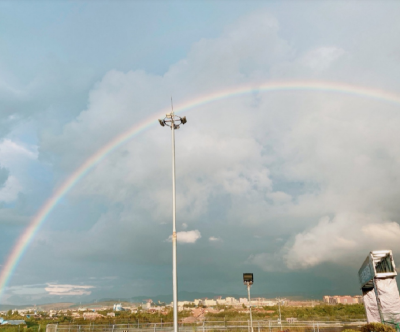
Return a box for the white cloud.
[167,230,201,244]
[209,236,222,242]
[284,214,400,269]
[45,284,94,296]
[0,139,38,202]
[0,139,37,162]
[267,191,292,205]
[182,223,188,229]
[300,46,345,71]
[362,223,400,242]
[0,176,23,203]
[7,284,47,296]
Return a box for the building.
[216,298,226,305]
[252,298,277,307]
[225,297,238,305]
[323,295,363,304]
[194,299,203,306]
[144,300,154,310]
[239,298,248,305]
[203,299,217,306]
[354,295,363,303]
[113,304,124,311]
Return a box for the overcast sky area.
[1,0,400,305]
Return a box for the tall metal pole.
[159,106,187,332]
[171,116,178,332]
[247,284,253,332]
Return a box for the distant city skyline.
[0,293,361,311]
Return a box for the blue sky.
[1,0,400,304]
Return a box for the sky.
[1,0,400,305]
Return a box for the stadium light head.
[243,273,253,285]
[158,119,165,127]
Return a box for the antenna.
[171,97,174,115]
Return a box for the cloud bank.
[2,2,400,302]
[36,7,400,288]
[45,284,94,296]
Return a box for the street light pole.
[278,300,281,325]
[276,298,283,326]
[243,273,254,332]
[247,284,254,332]
[159,106,187,332]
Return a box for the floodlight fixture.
[159,113,187,130]
[243,273,253,285]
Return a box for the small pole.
[202,320,205,332]
[247,285,254,332]
[278,300,282,327]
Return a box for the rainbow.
[1,80,400,301]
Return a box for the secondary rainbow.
[1,80,400,301]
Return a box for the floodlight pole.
[246,283,254,332]
[171,115,178,332]
[159,107,187,332]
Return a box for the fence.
[46,320,367,332]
